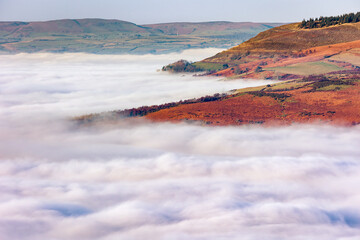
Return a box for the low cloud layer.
[0,51,360,240]
[0,49,275,119]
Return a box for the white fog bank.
[1,122,360,240]
[0,50,359,240]
[0,49,275,119]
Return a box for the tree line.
[299,12,360,29]
[115,93,228,118]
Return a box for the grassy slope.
[0,19,282,54]
[192,22,360,78]
[265,62,345,76]
[207,22,360,59]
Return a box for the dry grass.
[330,50,360,67]
[265,62,345,76]
[206,22,360,63]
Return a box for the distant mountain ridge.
[144,21,280,35]
[0,19,154,37]
[0,18,283,54]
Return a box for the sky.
[0,0,359,24]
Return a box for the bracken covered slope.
[77,20,360,126]
[143,74,360,126]
[76,72,360,126]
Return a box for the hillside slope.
[77,19,360,126]
[144,21,360,125]
[143,74,360,125]
[145,22,281,36]
[77,71,360,126]
[211,22,360,56]
[0,19,151,37]
[197,22,360,79]
[0,19,282,54]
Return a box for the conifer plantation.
[300,12,360,28]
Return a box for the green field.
[267,80,308,90]
[265,61,345,76]
[192,62,225,71]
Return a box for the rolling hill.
[0,19,282,54]
[165,21,360,79]
[78,15,360,126]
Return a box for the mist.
[1,50,360,240]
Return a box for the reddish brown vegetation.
[76,21,360,127]
[143,76,360,126]
[77,73,360,126]
[200,22,360,79]
[75,93,227,123]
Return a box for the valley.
[0,19,282,54]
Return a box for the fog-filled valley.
[1,49,360,240]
